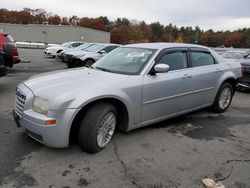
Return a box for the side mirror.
[152,64,170,74]
[99,50,106,54]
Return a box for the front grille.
[15,89,26,118]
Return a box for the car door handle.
[182,74,192,79]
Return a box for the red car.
[0,32,20,68]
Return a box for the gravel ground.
[0,48,250,188]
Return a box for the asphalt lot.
[0,48,250,188]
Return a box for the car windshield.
[221,51,243,59]
[76,43,94,50]
[61,42,72,47]
[84,44,105,52]
[6,35,15,43]
[93,47,156,75]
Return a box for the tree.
[150,22,164,41]
[61,17,69,25]
[224,32,243,47]
[48,15,61,25]
[175,36,184,43]
[69,15,79,25]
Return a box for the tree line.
[0,8,250,47]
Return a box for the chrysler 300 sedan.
[13,43,242,153]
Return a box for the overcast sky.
[1,0,250,31]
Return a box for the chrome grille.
[15,89,26,118]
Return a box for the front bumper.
[13,108,78,148]
[237,73,250,90]
[13,83,79,148]
[44,50,56,56]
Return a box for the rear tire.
[212,82,233,113]
[79,103,117,154]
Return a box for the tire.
[84,59,95,67]
[212,82,233,113]
[3,43,14,68]
[79,103,117,154]
[67,62,76,68]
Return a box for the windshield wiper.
[94,66,112,73]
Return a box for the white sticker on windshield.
[127,52,145,57]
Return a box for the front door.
[142,49,194,125]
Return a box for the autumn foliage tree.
[48,15,61,25]
[0,8,250,47]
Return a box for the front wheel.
[212,82,233,113]
[79,103,117,153]
[84,59,95,67]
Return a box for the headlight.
[76,54,85,58]
[33,97,49,115]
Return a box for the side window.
[157,51,188,71]
[191,51,215,67]
[72,43,81,47]
[102,46,118,53]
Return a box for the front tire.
[79,103,117,154]
[212,82,233,113]
[84,59,95,67]
[3,43,14,68]
[67,62,76,68]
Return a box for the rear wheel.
[212,82,233,113]
[79,103,117,153]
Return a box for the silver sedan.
[14,43,242,153]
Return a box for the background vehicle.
[0,51,8,77]
[221,50,250,62]
[14,43,241,154]
[66,43,119,68]
[0,32,20,68]
[221,50,250,90]
[44,41,85,57]
[56,43,94,62]
[238,61,250,90]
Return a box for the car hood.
[239,60,250,66]
[23,68,133,97]
[46,46,62,50]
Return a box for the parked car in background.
[66,43,119,68]
[221,50,250,90]
[44,41,85,57]
[0,51,8,77]
[56,43,94,62]
[221,50,250,61]
[238,61,250,90]
[0,32,20,68]
[13,43,241,154]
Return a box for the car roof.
[123,42,209,50]
[0,32,8,36]
[93,43,120,46]
[224,50,250,54]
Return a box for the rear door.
[189,48,223,106]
